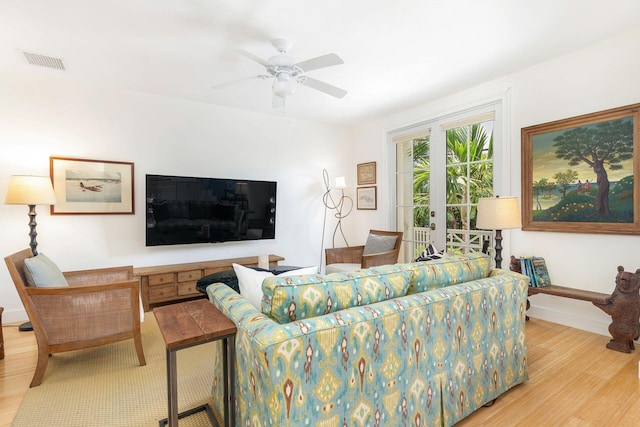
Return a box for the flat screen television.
[145,174,276,246]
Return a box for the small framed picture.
[357,162,376,185]
[357,186,377,210]
[50,157,135,214]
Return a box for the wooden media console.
[135,254,284,312]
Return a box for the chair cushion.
[262,264,412,324]
[325,263,362,274]
[23,253,69,287]
[363,233,397,255]
[232,263,318,310]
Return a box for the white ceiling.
[2,0,640,126]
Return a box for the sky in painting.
[531,120,634,183]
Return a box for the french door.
[393,103,500,263]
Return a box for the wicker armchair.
[325,229,403,273]
[4,248,146,387]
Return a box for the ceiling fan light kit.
[213,38,347,109]
[273,72,296,98]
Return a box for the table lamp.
[476,196,521,269]
[5,175,57,256]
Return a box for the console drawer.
[204,266,231,276]
[148,284,176,301]
[177,282,198,296]
[177,270,202,283]
[149,273,175,286]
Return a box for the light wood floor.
[1,318,639,426]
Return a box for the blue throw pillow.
[23,253,69,287]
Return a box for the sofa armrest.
[325,245,364,265]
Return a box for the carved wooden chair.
[4,248,146,387]
[325,229,403,273]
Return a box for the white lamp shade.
[5,175,57,205]
[476,196,521,230]
[334,176,347,189]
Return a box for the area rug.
[11,315,220,427]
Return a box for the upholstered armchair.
[325,229,403,273]
[4,248,146,387]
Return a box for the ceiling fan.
[213,39,347,109]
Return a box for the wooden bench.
[527,285,608,305]
[511,256,640,353]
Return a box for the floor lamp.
[5,175,57,331]
[476,196,521,269]
[320,169,353,268]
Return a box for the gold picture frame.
[357,161,376,185]
[521,103,640,235]
[50,156,135,214]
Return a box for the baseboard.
[527,295,611,337]
[1,307,28,325]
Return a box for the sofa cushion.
[362,233,397,255]
[23,253,69,288]
[407,252,491,294]
[262,264,412,324]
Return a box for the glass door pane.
[395,132,432,263]
[444,120,494,254]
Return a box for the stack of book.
[520,256,551,287]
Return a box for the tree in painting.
[553,169,579,198]
[553,118,633,216]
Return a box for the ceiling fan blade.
[295,53,344,72]
[300,76,347,99]
[212,75,270,90]
[234,48,274,68]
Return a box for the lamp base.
[494,229,504,269]
[19,321,33,332]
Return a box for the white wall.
[0,72,352,322]
[350,28,640,337]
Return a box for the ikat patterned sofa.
[206,252,529,426]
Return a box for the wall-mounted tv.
[145,174,276,246]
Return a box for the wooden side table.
[153,299,236,427]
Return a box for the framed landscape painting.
[521,103,640,235]
[50,157,135,214]
[357,186,377,210]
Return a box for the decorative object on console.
[592,265,640,353]
[5,175,57,256]
[476,196,521,268]
[356,186,377,210]
[49,157,134,214]
[356,161,376,185]
[521,103,639,236]
[321,169,353,249]
[258,254,270,269]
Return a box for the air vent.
[20,51,66,71]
